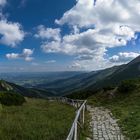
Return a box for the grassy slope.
[88,88,140,139]
[0,98,75,140]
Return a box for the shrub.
[118,80,137,93]
[0,91,26,106]
[103,86,115,92]
[0,104,2,112]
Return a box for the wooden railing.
[48,97,87,140]
[66,100,87,140]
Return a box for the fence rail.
[48,97,87,140]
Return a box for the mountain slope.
[35,55,140,96]
[0,71,85,87]
[34,65,123,95]
[0,80,54,98]
[67,55,140,98]
[89,55,140,90]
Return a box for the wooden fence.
[48,97,87,140]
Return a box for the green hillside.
[34,55,140,96]
[0,98,75,140]
[0,80,54,98]
[36,66,122,96]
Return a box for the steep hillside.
[65,56,140,98]
[0,80,54,98]
[89,55,140,90]
[0,80,13,91]
[35,65,122,95]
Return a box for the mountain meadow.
[0,97,75,140]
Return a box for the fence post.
[72,99,74,106]
[85,102,87,111]
[83,106,85,124]
[74,121,77,140]
[77,102,79,108]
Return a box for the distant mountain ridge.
[1,55,140,97]
[34,55,140,96]
[33,65,124,95]
[0,71,85,87]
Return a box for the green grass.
[0,98,75,140]
[88,88,140,139]
[79,111,92,140]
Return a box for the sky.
[0,0,140,72]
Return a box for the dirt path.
[88,106,125,140]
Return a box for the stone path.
[88,106,125,140]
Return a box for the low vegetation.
[0,98,75,140]
[88,79,140,139]
[118,79,137,93]
[0,91,25,106]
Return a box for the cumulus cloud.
[0,0,6,6]
[38,0,140,70]
[6,53,19,59]
[56,0,140,30]
[41,28,123,63]
[0,20,25,47]
[109,52,140,63]
[0,1,25,47]
[6,48,34,61]
[35,25,61,41]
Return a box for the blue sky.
[0,0,140,72]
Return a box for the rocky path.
[88,106,125,140]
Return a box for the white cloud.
[6,48,34,61]
[41,28,124,64]
[23,48,33,56]
[109,52,140,63]
[39,0,140,70]
[0,0,6,6]
[56,0,140,30]
[35,25,61,41]
[0,20,25,47]
[55,0,95,28]
[6,53,19,59]
[0,1,25,47]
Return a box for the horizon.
[0,61,126,73]
[0,0,140,72]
